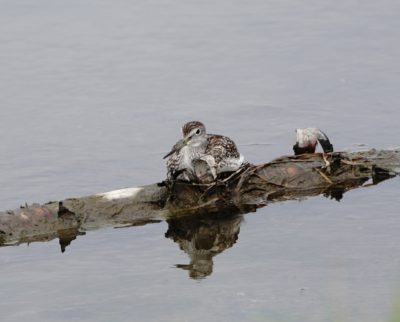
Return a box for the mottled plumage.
[164,121,245,182]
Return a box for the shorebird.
[163,121,245,183]
[293,128,333,155]
[293,128,334,169]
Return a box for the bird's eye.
[196,129,201,135]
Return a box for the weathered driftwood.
[0,185,169,250]
[1,149,399,250]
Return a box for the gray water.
[1,0,400,321]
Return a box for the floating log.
[1,149,399,250]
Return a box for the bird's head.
[163,121,207,159]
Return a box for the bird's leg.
[210,166,217,181]
[198,165,227,200]
[322,153,331,168]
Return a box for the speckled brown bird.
[163,121,245,182]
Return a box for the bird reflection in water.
[165,213,243,279]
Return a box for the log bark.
[1,149,399,249]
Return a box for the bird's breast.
[179,146,203,170]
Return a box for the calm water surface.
[1,1,400,321]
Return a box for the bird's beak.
[163,138,187,159]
